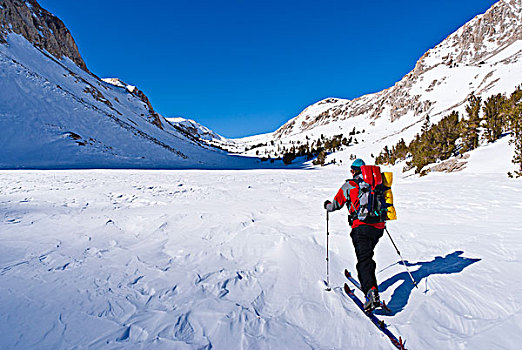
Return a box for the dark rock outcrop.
[133,87,163,129]
[0,0,88,72]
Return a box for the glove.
[324,200,331,210]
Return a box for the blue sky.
[39,0,498,138]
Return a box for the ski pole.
[325,210,332,291]
[385,227,418,288]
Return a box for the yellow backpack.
[382,172,397,221]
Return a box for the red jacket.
[327,176,385,229]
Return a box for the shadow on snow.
[376,251,481,316]
[0,154,315,170]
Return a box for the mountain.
[228,0,521,171]
[275,0,521,138]
[0,0,258,169]
[1,0,519,171]
[166,117,226,143]
[0,0,87,71]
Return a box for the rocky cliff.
[0,0,88,72]
[0,0,167,129]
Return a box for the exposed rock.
[83,87,113,108]
[0,0,88,72]
[132,88,163,129]
[102,77,164,129]
[424,154,471,174]
[274,0,522,138]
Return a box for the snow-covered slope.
[102,78,137,93]
[1,138,521,349]
[229,0,521,168]
[166,117,226,142]
[0,0,263,169]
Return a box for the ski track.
[0,169,521,349]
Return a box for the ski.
[343,283,406,350]
[344,268,363,291]
[344,269,391,313]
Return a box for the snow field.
[0,168,521,349]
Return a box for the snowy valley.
[0,0,269,170]
[1,0,522,349]
[1,148,521,349]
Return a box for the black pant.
[350,225,384,294]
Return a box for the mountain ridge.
[1,0,520,171]
[0,0,268,169]
[272,0,521,139]
[220,0,521,174]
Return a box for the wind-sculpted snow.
[1,159,521,349]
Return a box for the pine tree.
[313,150,327,166]
[282,153,296,165]
[483,94,506,143]
[392,138,408,164]
[505,86,522,176]
[430,111,460,160]
[509,103,522,176]
[407,133,428,172]
[421,115,431,134]
[375,145,391,165]
[462,93,482,152]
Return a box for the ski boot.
[364,286,380,312]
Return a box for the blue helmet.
[351,158,365,171]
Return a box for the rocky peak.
[0,0,88,72]
[418,0,521,71]
[274,0,521,139]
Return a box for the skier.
[324,158,385,312]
